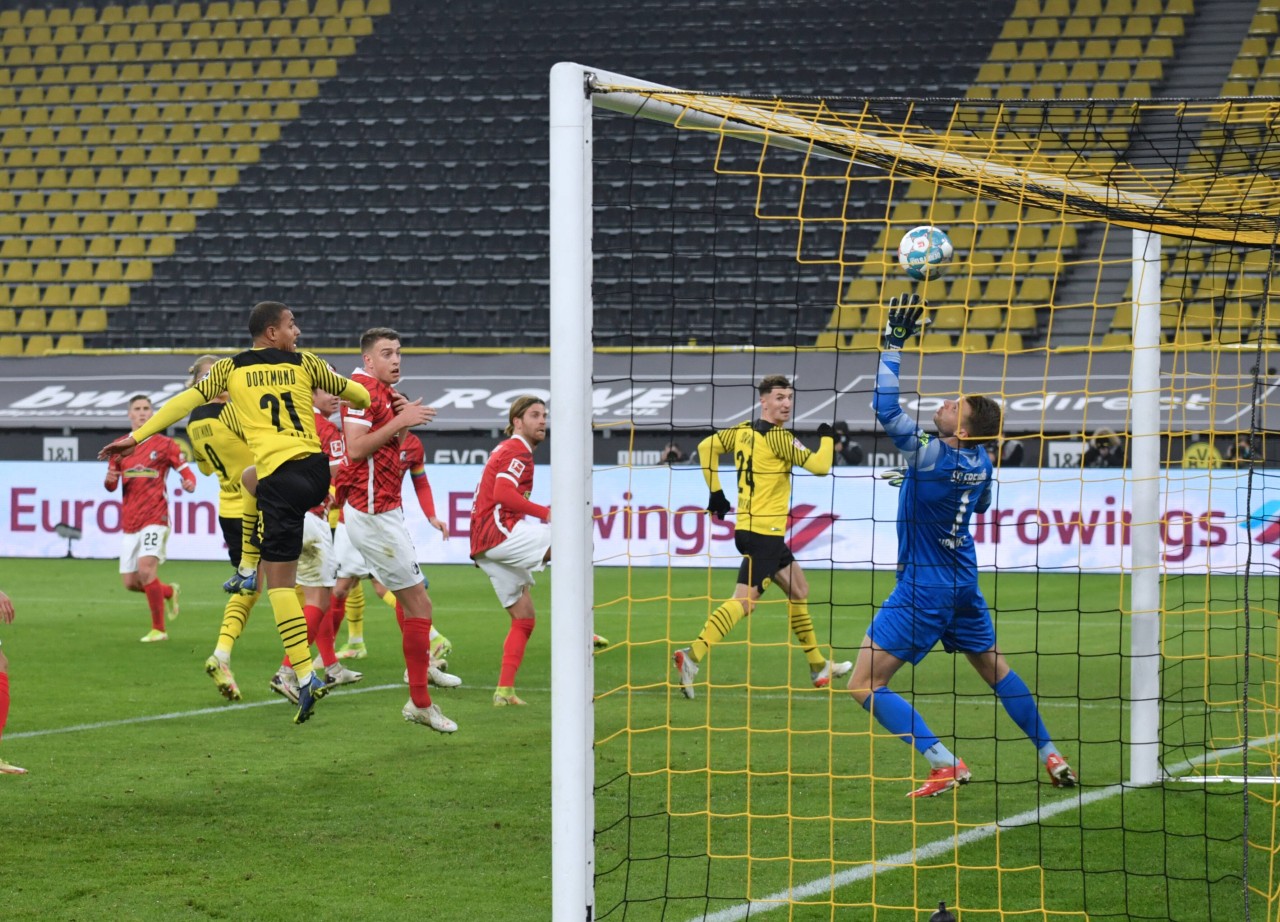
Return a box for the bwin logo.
[1243,500,1280,560]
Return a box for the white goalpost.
[547,60,1192,919]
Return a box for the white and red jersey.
[338,370,405,514]
[107,434,194,533]
[470,434,548,558]
[308,409,344,518]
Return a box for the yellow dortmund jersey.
[698,420,833,536]
[131,349,369,480]
[186,401,254,519]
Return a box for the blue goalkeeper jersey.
[873,350,993,587]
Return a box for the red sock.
[305,604,337,666]
[327,594,346,635]
[160,582,173,600]
[0,673,9,741]
[394,601,406,631]
[402,617,432,708]
[143,579,166,631]
[499,617,535,688]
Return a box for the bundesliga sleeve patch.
[508,458,526,477]
[792,438,804,451]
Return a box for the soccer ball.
[897,225,954,282]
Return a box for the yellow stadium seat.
[0,239,27,259]
[367,0,389,14]
[146,236,176,257]
[71,284,100,307]
[931,306,967,330]
[813,331,840,349]
[988,331,1024,351]
[116,238,146,259]
[314,0,341,14]
[0,336,20,356]
[19,333,54,357]
[101,284,130,306]
[16,308,46,332]
[1007,305,1039,330]
[54,334,85,351]
[918,332,958,352]
[93,261,124,283]
[46,306,77,330]
[56,238,87,259]
[260,0,285,16]
[78,307,108,332]
[340,0,368,14]
[124,261,152,282]
[0,309,14,331]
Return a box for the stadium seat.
[22,334,53,356]
[0,336,21,356]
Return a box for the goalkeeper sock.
[238,497,260,576]
[787,600,827,671]
[863,687,953,765]
[215,590,257,657]
[267,587,313,685]
[345,581,365,643]
[143,579,167,631]
[379,587,397,610]
[499,617,535,688]
[402,617,433,708]
[690,599,746,663]
[992,671,1056,754]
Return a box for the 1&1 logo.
[1243,500,1280,560]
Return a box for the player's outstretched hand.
[883,293,926,351]
[0,589,13,624]
[98,434,137,461]
[707,489,731,520]
[816,423,836,440]
[428,516,450,540]
[878,468,906,488]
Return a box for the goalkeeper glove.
[883,293,926,351]
[878,468,906,488]
[816,423,836,440]
[707,489,731,521]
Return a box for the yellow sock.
[267,587,314,684]
[294,585,306,608]
[238,494,261,574]
[690,598,746,663]
[379,587,397,610]
[215,591,258,656]
[788,600,827,670]
[345,580,366,643]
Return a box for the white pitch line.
[6,682,407,740]
[685,733,1280,922]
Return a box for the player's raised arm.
[98,359,233,460]
[873,294,938,465]
[303,352,370,409]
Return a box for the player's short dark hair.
[962,395,1003,442]
[248,301,289,338]
[758,375,793,395]
[504,395,546,437]
[127,393,151,408]
[360,327,401,353]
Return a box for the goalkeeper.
[848,296,1077,797]
[672,374,851,699]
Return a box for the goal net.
[550,63,1280,922]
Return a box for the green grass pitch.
[0,559,1273,921]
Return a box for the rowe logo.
[431,386,692,418]
[1245,500,1280,560]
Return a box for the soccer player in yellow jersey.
[672,374,851,699]
[99,302,371,724]
[184,354,260,703]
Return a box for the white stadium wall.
[1,462,1276,575]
